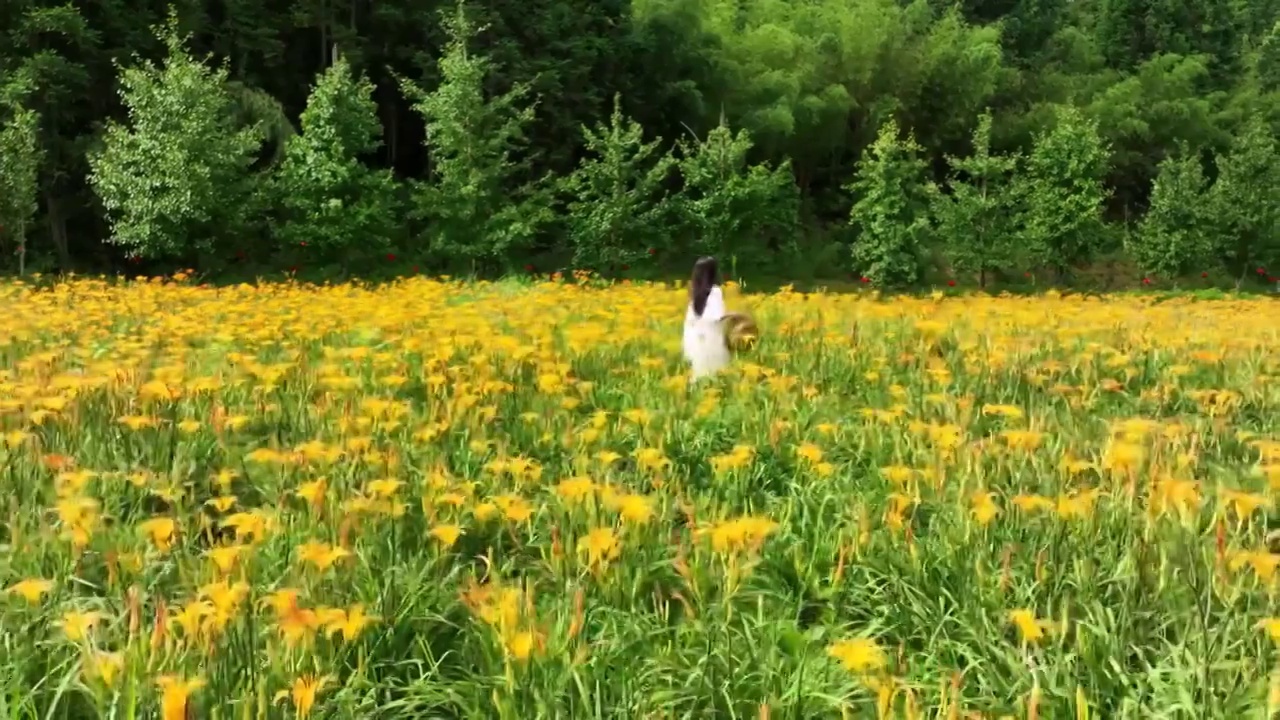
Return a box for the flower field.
[4,275,1280,719]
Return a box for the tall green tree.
[933,112,1019,287]
[1084,53,1221,214]
[1128,145,1217,279]
[469,0,637,177]
[623,0,723,158]
[401,1,553,271]
[846,118,935,286]
[1256,20,1280,93]
[88,15,263,262]
[273,54,399,265]
[559,95,677,270]
[676,118,799,264]
[692,0,857,191]
[1208,117,1280,282]
[0,82,43,276]
[899,9,1005,160]
[2,2,100,269]
[1016,105,1110,275]
[955,0,1064,62]
[1093,0,1238,73]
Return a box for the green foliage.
[1,0,1280,285]
[273,55,399,263]
[400,2,553,270]
[559,95,677,270]
[693,0,857,173]
[1084,53,1221,211]
[0,83,42,275]
[624,0,723,147]
[690,0,1004,187]
[1092,0,1239,73]
[1208,117,1280,279]
[676,118,799,262]
[1016,105,1111,273]
[846,119,935,286]
[932,112,1019,286]
[1129,145,1217,279]
[87,16,262,260]
[968,0,1062,60]
[4,2,109,269]
[1259,21,1280,92]
[224,79,296,165]
[462,0,637,177]
[900,9,1005,157]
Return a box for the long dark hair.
[689,256,719,316]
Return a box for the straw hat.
[720,312,760,352]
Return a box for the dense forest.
[1,0,1278,287]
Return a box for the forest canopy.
[1,0,1278,286]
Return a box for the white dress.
[683,285,731,381]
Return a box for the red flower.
[1201,272,1208,278]
[524,264,534,272]
[947,279,956,287]
[299,241,307,247]
[1258,267,1267,275]
[1269,276,1277,283]
[1142,277,1151,285]
[386,253,397,262]
[647,248,656,256]
[412,265,420,274]
[860,276,869,284]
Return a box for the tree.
[400,1,553,271]
[1084,53,1221,215]
[899,10,1005,159]
[846,118,935,286]
[87,15,263,261]
[273,54,399,264]
[462,0,637,178]
[1016,105,1111,275]
[695,0,857,190]
[1256,20,1280,93]
[4,2,103,270]
[933,112,1019,287]
[1208,116,1280,282]
[559,94,677,270]
[676,117,799,264]
[1128,145,1217,279]
[623,0,723,160]
[955,0,1064,62]
[0,81,43,276]
[1093,0,1239,73]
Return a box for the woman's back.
[683,258,731,380]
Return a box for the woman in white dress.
[682,256,732,381]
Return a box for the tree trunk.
[46,191,71,270]
[17,220,26,276]
[387,96,399,167]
